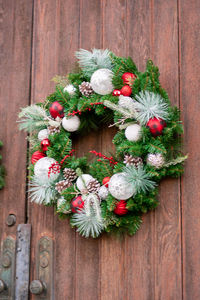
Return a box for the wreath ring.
[18,49,187,238]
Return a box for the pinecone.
[124,154,143,168]
[79,81,94,97]
[55,180,71,194]
[87,179,100,193]
[48,125,60,135]
[63,168,77,182]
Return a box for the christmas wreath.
[18,49,187,238]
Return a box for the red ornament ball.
[102,176,110,188]
[71,196,84,213]
[49,101,64,119]
[41,138,50,152]
[120,85,132,96]
[31,151,46,164]
[114,200,128,215]
[122,72,137,85]
[147,117,166,137]
[112,89,121,96]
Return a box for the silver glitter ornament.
[108,173,135,200]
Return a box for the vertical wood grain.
[152,1,182,299]
[0,0,33,237]
[100,1,127,299]
[125,1,154,299]
[179,0,200,299]
[74,1,102,299]
[29,1,79,299]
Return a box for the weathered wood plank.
[74,1,102,299]
[125,1,154,299]
[0,0,33,237]
[179,0,200,299]
[100,1,127,299]
[29,1,79,299]
[152,1,182,299]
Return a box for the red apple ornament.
[71,196,84,213]
[114,200,128,215]
[147,117,166,137]
[31,151,46,164]
[49,101,64,119]
[102,177,110,188]
[122,72,137,85]
[112,89,121,96]
[120,85,132,96]
[41,138,50,152]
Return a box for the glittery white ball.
[118,95,136,111]
[108,173,135,200]
[147,153,165,169]
[63,84,76,95]
[125,124,142,142]
[90,68,114,95]
[38,129,49,141]
[57,197,69,214]
[34,157,59,179]
[62,116,80,132]
[76,174,94,191]
[98,185,109,200]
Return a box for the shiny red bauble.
[122,72,137,85]
[31,151,46,164]
[114,200,128,215]
[120,85,132,96]
[71,196,84,213]
[112,89,121,96]
[41,138,51,152]
[49,101,64,119]
[146,117,166,137]
[102,176,110,188]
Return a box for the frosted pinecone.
[55,180,72,194]
[63,168,77,182]
[79,81,94,97]
[48,125,61,135]
[87,179,100,193]
[146,153,165,169]
[124,154,143,168]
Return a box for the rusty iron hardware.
[0,236,16,299]
[15,224,31,300]
[29,236,53,299]
[6,215,16,227]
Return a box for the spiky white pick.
[134,91,169,125]
[118,95,136,111]
[63,84,76,95]
[147,153,165,169]
[75,48,112,77]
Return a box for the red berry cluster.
[90,150,118,166]
[48,162,61,178]
[68,102,105,116]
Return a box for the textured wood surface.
[0,0,33,237]
[0,0,200,299]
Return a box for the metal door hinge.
[30,236,53,299]
[0,236,16,299]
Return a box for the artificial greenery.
[18,49,186,238]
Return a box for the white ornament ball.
[108,173,135,200]
[125,124,142,142]
[38,129,49,141]
[90,68,114,95]
[63,84,76,95]
[98,185,109,200]
[62,115,80,132]
[76,174,94,191]
[118,95,136,111]
[147,153,165,169]
[34,157,59,179]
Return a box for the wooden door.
[0,0,200,299]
